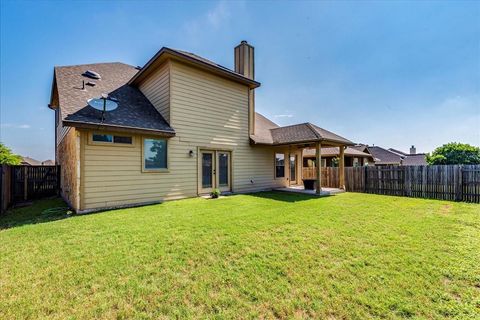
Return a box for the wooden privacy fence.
[0,165,60,213]
[306,165,480,203]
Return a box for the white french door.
[199,150,231,194]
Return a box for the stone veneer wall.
[57,128,79,211]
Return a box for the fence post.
[0,166,3,214]
[56,165,61,195]
[456,165,463,201]
[405,166,412,197]
[363,166,367,193]
[23,166,28,201]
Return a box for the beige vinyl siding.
[139,61,170,123]
[169,61,287,193]
[81,59,288,211]
[82,133,198,210]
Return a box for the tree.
[0,143,22,165]
[427,142,480,165]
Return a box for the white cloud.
[206,1,230,29]
[274,114,293,118]
[1,123,31,129]
[182,1,235,45]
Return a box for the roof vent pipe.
[83,70,101,80]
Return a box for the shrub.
[210,189,221,199]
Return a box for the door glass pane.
[202,153,213,188]
[275,153,285,178]
[290,155,296,181]
[218,153,229,187]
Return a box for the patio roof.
[250,113,354,147]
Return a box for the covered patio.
[251,114,355,195]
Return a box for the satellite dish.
[87,96,118,112]
[87,94,118,122]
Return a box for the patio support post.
[339,145,345,190]
[316,141,322,195]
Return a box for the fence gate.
[11,166,60,202]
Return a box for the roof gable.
[128,47,260,89]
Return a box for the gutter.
[63,120,176,137]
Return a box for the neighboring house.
[49,41,354,212]
[302,147,374,167]
[20,157,55,166]
[21,157,42,166]
[355,145,427,166]
[42,160,55,165]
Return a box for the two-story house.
[49,41,354,212]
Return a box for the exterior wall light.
[189,150,194,158]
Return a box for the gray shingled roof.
[403,154,427,165]
[251,114,354,146]
[367,146,427,165]
[366,146,403,165]
[54,62,174,134]
[250,113,279,144]
[388,148,408,156]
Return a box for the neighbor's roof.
[388,148,408,156]
[251,114,354,146]
[52,62,174,136]
[366,146,403,165]
[402,154,427,165]
[21,157,42,165]
[128,47,260,88]
[41,160,55,165]
[303,147,373,158]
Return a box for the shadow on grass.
[0,198,73,230]
[248,190,331,203]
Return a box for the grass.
[0,192,479,319]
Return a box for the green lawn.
[1,192,479,319]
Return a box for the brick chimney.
[235,41,255,135]
[410,145,416,155]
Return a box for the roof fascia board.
[63,120,176,137]
[252,138,354,147]
[48,69,59,110]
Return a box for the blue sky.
[1,0,479,160]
